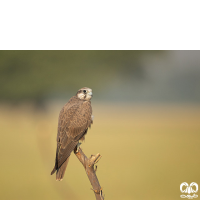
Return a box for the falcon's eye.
[83,90,87,94]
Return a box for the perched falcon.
[51,87,93,181]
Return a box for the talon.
[76,140,82,152]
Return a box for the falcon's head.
[77,87,93,101]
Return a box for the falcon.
[51,87,93,181]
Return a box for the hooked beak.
[88,91,93,97]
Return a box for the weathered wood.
[74,148,104,200]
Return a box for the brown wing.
[55,98,92,170]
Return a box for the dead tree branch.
[74,148,104,200]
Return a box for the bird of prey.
[51,87,93,181]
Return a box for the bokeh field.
[0,103,200,200]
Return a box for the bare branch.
[74,148,104,200]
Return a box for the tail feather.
[56,156,70,181]
[51,166,56,175]
[51,140,78,180]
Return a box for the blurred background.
[0,51,200,200]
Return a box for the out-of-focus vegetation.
[0,103,200,200]
[0,51,156,103]
[1,51,200,105]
